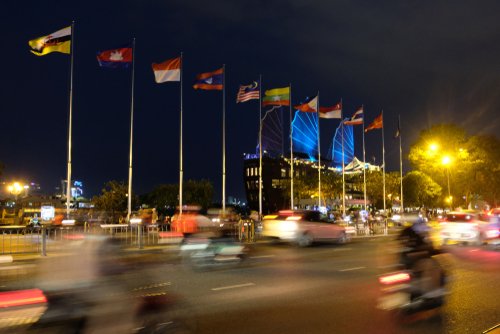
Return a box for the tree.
[365,171,402,210]
[408,123,500,207]
[403,171,442,208]
[141,179,214,213]
[321,170,343,205]
[183,179,213,209]
[463,135,500,207]
[91,181,129,221]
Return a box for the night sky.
[1,1,499,201]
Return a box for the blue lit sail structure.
[257,106,284,156]
[332,121,354,166]
[292,110,318,161]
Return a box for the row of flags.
[28,25,385,133]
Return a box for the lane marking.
[339,266,365,272]
[249,255,276,259]
[211,283,256,291]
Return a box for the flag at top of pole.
[29,26,71,56]
[344,106,363,125]
[97,44,133,68]
[193,68,223,90]
[152,56,181,83]
[365,113,383,132]
[262,87,290,106]
[319,102,342,119]
[294,96,318,112]
[236,81,259,103]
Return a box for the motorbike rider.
[397,212,445,298]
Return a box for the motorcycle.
[180,234,247,270]
[377,256,448,316]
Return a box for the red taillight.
[379,272,411,285]
[0,289,47,308]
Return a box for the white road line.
[339,266,366,272]
[211,283,256,291]
[333,248,352,251]
[249,255,276,259]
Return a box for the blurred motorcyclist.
[397,212,445,297]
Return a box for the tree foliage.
[92,180,129,214]
[408,123,499,207]
[365,171,402,209]
[403,171,442,208]
[141,179,214,213]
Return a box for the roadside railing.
[0,223,184,255]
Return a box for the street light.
[442,156,452,209]
[7,182,23,201]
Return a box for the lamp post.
[442,156,452,209]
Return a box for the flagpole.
[65,21,75,217]
[317,91,321,208]
[362,105,367,212]
[258,75,263,219]
[289,83,294,210]
[179,52,184,215]
[341,99,345,217]
[382,110,387,234]
[222,64,226,217]
[127,38,136,221]
[398,114,404,214]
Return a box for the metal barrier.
[0,224,185,255]
[238,219,256,242]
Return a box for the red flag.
[365,113,383,132]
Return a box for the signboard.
[41,205,55,221]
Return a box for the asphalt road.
[1,236,499,334]
[163,237,499,334]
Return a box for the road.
[1,236,499,333]
[164,237,499,334]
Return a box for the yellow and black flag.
[29,26,71,56]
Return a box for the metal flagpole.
[222,64,226,217]
[317,92,321,208]
[382,110,387,234]
[398,114,404,213]
[66,21,75,217]
[258,75,263,219]
[341,99,346,217]
[362,105,367,212]
[179,52,184,215]
[289,83,294,210]
[127,38,136,221]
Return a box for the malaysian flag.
[236,81,259,103]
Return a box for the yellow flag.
[29,26,71,56]
[265,87,290,96]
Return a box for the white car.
[440,211,496,245]
[262,210,349,247]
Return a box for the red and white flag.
[152,57,181,83]
[319,102,342,119]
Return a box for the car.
[440,211,497,246]
[261,210,349,247]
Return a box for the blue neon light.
[292,111,318,160]
[332,120,354,166]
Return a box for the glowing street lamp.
[441,156,452,208]
[7,182,24,201]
